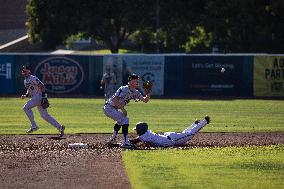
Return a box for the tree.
[202,0,284,53]
[26,0,154,52]
[26,0,81,49]
[83,0,155,53]
[26,0,284,53]
[158,0,209,52]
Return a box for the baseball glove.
[41,97,50,109]
[142,81,153,94]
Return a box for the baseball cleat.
[205,115,211,124]
[59,125,65,137]
[26,127,38,134]
[106,138,116,145]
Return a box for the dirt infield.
[1,132,284,189]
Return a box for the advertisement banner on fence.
[34,56,85,93]
[124,55,164,95]
[103,55,164,95]
[181,56,246,96]
[0,56,13,93]
[254,56,284,96]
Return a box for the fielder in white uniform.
[130,115,211,147]
[21,65,65,137]
[103,74,151,148]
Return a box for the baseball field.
[0,97,284,188]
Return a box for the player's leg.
[37,106,64,136]
[109,124,121,143]
[121,124,130,144]
[182,115,210,134]
[103,105,130,145]
[171,133,193,146]
[23,95,41,133]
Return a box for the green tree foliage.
[130,28,156,53]
[182,26,213,53]
[158,0,208,52]
[26,0,284,53]
[26,0,154,52]
[82,0,155,53]
[202,0,284,53]
[26,0,81,49]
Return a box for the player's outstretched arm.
[129,137,142,144]
[140,93,151,103]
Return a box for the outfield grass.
[0,98,283,134]
[122,145,284,189]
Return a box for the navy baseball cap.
[128,74,140,81]
[22,65,30,70]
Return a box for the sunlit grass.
[123,145,284,189]
[0,98,283,134]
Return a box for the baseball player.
[103,74,151,148]
[100,68,116,100]
[130,115,211,147]
[21,65,65,137]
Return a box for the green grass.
[1,97,283,188]
[122,145,284,189]
[0,98,283,134]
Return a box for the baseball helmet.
[128,74,140,82]
[134,122,148,136]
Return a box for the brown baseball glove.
[142,81,153,94]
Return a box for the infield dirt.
[1,132,284,189]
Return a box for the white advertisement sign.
[103,55,164,95]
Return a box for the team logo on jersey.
[35,57,84,93]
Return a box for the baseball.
[221,68,226,73]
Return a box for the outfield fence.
[0,53,283,97]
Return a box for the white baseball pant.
[23,93,61,130]
[103,103,129,125]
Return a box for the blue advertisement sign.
[165,55,252,96]
[34,56,84,93]
[183,56,248,95]
[0,55,13,93]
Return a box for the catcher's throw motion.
[21,65,65,137]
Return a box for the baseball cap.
[22,65,30,70]
[128,74,140,81]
